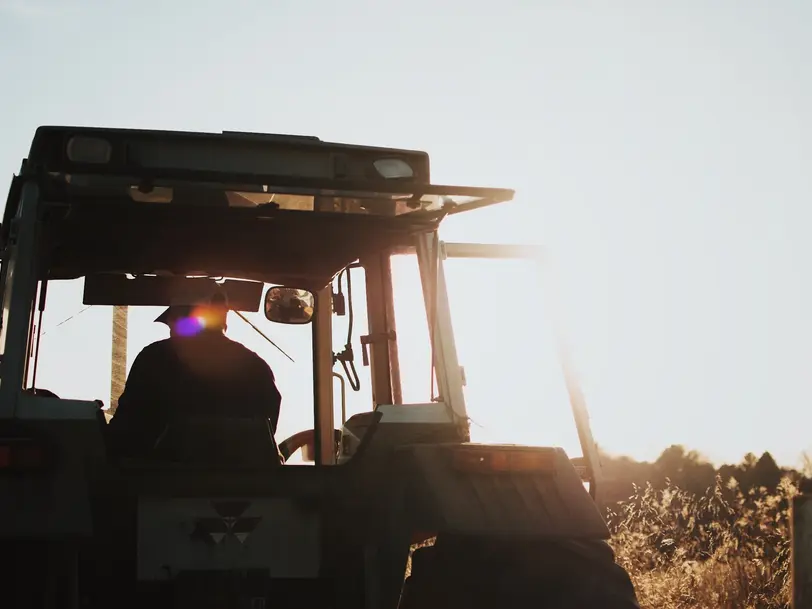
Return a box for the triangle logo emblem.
[234,532,250,544]
[190,501,262,546]
[209,532,226,545]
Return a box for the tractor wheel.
[399,535,639,609]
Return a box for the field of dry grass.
[606,475,797,609]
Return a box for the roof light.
[66,135,112,164]
[373,158,414,179]
[451,446,557,473]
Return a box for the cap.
[154,290,229,326]
[154,304,194,326]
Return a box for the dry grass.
[607,475,797,609]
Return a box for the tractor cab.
[0,127,624,609]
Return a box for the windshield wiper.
[233,310,295,363]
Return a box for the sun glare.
[387,244,584,458]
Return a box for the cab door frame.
[437,240,603,502]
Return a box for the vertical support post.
[312,286,335,465]
[793,494,812,608]
[0,180,40,417]
[109,305,128,414]
[22,281,40,387]
[556,342,603,503]
[361,253,393,408]
[381,253,403,405]
[415,233,468,423]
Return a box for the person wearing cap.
[105,292,283,462]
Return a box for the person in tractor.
[105,291,283,462]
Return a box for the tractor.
[0,126,640,608]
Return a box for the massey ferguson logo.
[190,500,262,546]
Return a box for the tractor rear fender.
[0,395,105,539]
[397,444,610,541]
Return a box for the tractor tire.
[399,535,639,609]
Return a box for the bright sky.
[0,0,810,468]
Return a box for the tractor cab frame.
[0,127,637,609]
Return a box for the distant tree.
[597,444,805,515]
[718,463,739,486]
[743,452,758,470]
[753,452,782,490]
[651,445,715,494]
[654,445,688,480]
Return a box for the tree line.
[598,444,800,507]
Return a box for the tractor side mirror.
[264,286,315,325]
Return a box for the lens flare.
[174,315,205,337]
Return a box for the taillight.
[451,446,557,474]
[0,438,48,471]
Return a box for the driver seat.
[149,414,284,467]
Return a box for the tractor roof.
[3,126,514,291]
